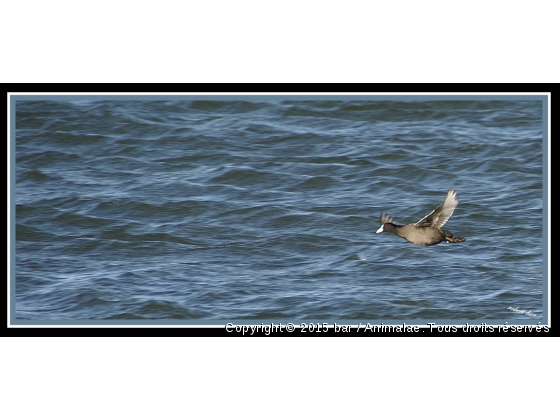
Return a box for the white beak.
[376,225,384,233]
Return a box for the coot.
[376,188,466,246]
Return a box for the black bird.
[376,188,466,246]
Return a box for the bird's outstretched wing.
[414,188,459,229]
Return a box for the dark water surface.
[14,99,545,322]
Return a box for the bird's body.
[376,189,466,246]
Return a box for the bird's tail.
[443,231,466,243]
[446,236,466,243]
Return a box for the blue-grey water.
[14,99,545,322]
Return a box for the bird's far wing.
[380,213,398,225]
